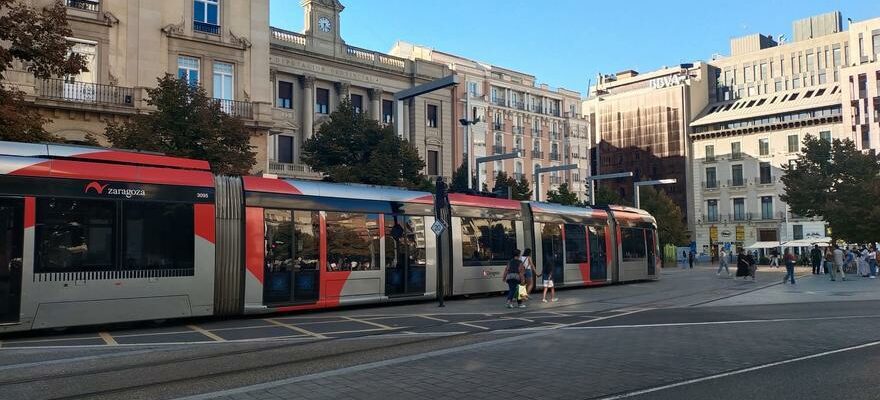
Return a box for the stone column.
[335,81,350,105]
[299,75,316,164]
[368,87,382,122]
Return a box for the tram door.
[588,226,607,281]
[540,223,564,284]
[385,215,426,297]
[0,198,23,323]
[645,229,656,275]
[263,209,320,305]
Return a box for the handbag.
[517,284,529,300]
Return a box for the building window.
[467,81,478,97]
[460,218,517,266]
[351,94,363,113]
[759,138,769,156]
[427,150,439,176]
[707,200,718,222]
[277,135,294,164]
[212,61,233,100]
[705,145,714,161]
[731,164,744,186]
[177,56,200,86]
[761,196,773,219]
[193,0,220,34]
[705,167,717,188]
[277,81,293,109]
[759,162,772,184]
[426,104,438,128]
[733,198,746,220]
[731,141,741,159]
[787,134,799,153]
[382,99,393,123]
[820,130,831,142]
[316,88,329,114]
[862,126,870,149]
[793,224,804,240]
[325,212,380,272]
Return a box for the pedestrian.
[872,245,879,279]
[717,248,730,276]
[736,247,755,281]
[521,248,536,294]
[859,246,870,277]
[688,250,695,269]
[832,244,846,281]
[502,249,525,309]
[783,249,796,284]
[769,249,780,268]
[541,258,557,303]
[810,245,823,275]
[824,247,833,274]
[845,247,857,277]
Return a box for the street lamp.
[458,100,481,191]
[586,172,633,206]
[534,164,578,201]
[633,179,677,209]
[475,150,523,192]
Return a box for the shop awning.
[783,237,832,247]
[745,241,782,249]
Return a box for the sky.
[269,0,878,94]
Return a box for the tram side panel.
[610,208,658,282]
[450,206,524,295]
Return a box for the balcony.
[66,0,99,12]
[704,214,720,223]
[549,109,561,117]
[531,150,544,159]
[493,122,505,131]
[38,78,134,107]
[493,145,506,155]
[513,126,524,135]
[729,212,752,222]
[730,152,743,160]
[214,98,254,119]
[703,156,716,163]
[758,212,777,221]
[268,161,323,180]
[702,181,720,190]
[549,153,561,161]
[727,178,747,188]
[549,176,562,185]
[194,21,220,35]
[513,101,525,110]
[757,175,776,185]
[492,98,506,107]
[531,104,543,114]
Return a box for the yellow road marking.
[264,318,328,339]
[417,315,449,322]
[98,332,118,346]
[187,325,226,342]
[342,316,395,330]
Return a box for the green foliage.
[450,161,473,193]
[491,171,532,200]
[546,183,580,206]
[302,99,432,189]
[782,135,880,242]
[0,0,86,142]
[105,74,256,175]
[639,186,688,247]
[593,185,626,206]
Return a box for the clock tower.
[302,0,345,49]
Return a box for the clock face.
[318,17,332,32]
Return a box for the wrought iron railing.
[194,21,220,35]
[39,79,134,107]
[66,0,99,12]
[213,98,254,119]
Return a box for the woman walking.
[736,248,754,280]
[502,249,525,309]
[783,249,796,284]
[521,249,536,293]
[717,248,730,276]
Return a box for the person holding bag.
[502,249,525,309]
[783,249,796,284]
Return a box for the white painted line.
[321,327,388,335]
[187,325,226,342]
[0,348,163,371]
[341,331,465,340]
[561,309,651,328]
[0,336,314,350]
[455,321,490,330]
[500,317,534,323]
[417,315,449,323]
[111,329,212,338]
[98,332,118,346]
[563,314,880,331]
[264,319,328,340]
[596,339,880,399]
[342,316,395,330]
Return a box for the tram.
[0,141,659,332]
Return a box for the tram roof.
[243,176,434,204]
[528,201,608,219]
[0,141,211,171]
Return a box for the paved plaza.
[2,265,880,400]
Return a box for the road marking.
[342,316,395,330]
[595,339,880,399]
[417,315,449,323]
[500,316,534,323]
[264,318,328,339]
[187,325,226,342]
[98,332,118,346]
[0,348,164,371]
[561,308,652,328]
[455,321,490,330]
[563,313,880,330]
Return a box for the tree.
[639,186,688,248]
[105,74,255,175]
[546,183,580,206]
[302,99,432,190]
[491,171,532,200]
[592,185,626,206]
[450,162,474,193]
[782,135,880,242]
[0,0,86,142]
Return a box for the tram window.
[123,202,193,270]
[265,209,319,270]
[563,224,588,263]
[325,212,380,272]
[621,228,647,261]
[35,198,116,272]
[385,215,427,268]
[460,217,517,267]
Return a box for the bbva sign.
[649,74,691,89]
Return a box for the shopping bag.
[517,284,529,300]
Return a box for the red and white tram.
[0,141,659,332]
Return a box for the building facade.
[391,42,590,201]
[583,64,710,225]
[4,0,273,169]
[690,12,880,256]
[266,1,454,181]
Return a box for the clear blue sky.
[270,0,877,94]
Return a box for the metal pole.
[465,95,473,191]
[534,166,540,201]
[589,180,595,206]
[634,184,641,209]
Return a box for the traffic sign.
[431,219,447,236]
